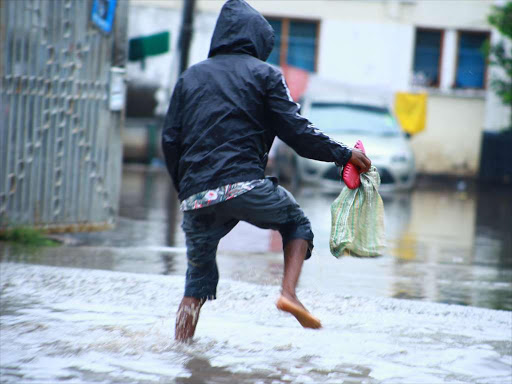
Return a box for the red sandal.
[342,140,365,189]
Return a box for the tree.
[487,2,512,129]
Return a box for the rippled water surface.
[2,263,511,383]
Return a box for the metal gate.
[0,0,127,231]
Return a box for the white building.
[128,0,511,177]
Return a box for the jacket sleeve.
[266,70,352,166]
[162,78,184,192]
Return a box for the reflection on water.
[2,168,511,383]
[174,356,373,384]
[295,180,512,311]
[0,244,184,276]
[1,168,511,311]
[389,182,512,310]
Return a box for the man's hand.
[349,148,371,173]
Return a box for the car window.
[308,103,400,136]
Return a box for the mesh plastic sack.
[330,166,385,257]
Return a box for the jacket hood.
[208,0,274,61]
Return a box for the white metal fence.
[0,0,126,231]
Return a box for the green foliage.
[487,2,512,129]
[488,2,512,38]
[0,227,59,247]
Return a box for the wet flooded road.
[1,167,511,383]
[3,168,511,310]
[2,263,511,383]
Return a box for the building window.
[412,28,443,87]
[267,19,282,66]
[455,31,489,89]
[266,17,319,72]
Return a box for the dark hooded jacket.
[162,0,352,201]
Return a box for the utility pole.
[167,0,196,246]
[178,0,196,75]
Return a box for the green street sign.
[129,31,170,62]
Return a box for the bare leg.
[276,239,321,328]
[175,296,205,342]
[281,239,307,303]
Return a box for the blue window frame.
[267,19,282,67]
[288,21,317,72]
[455,31,489,89]
[413,29,443,87]
[265,17,318,72]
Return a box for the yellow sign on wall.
[394,92,427,135]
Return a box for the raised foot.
[276,295,322,329]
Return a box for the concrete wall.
[126,4,182,111]
[128,0,494,91]
[410,95,486,176]
[318,21,413,90]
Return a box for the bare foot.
[276,294,322,329]
[175,297,204,342]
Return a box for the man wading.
[162,0,371,341]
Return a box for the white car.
[274,86,416,193]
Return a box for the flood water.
[1,167,511,383]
